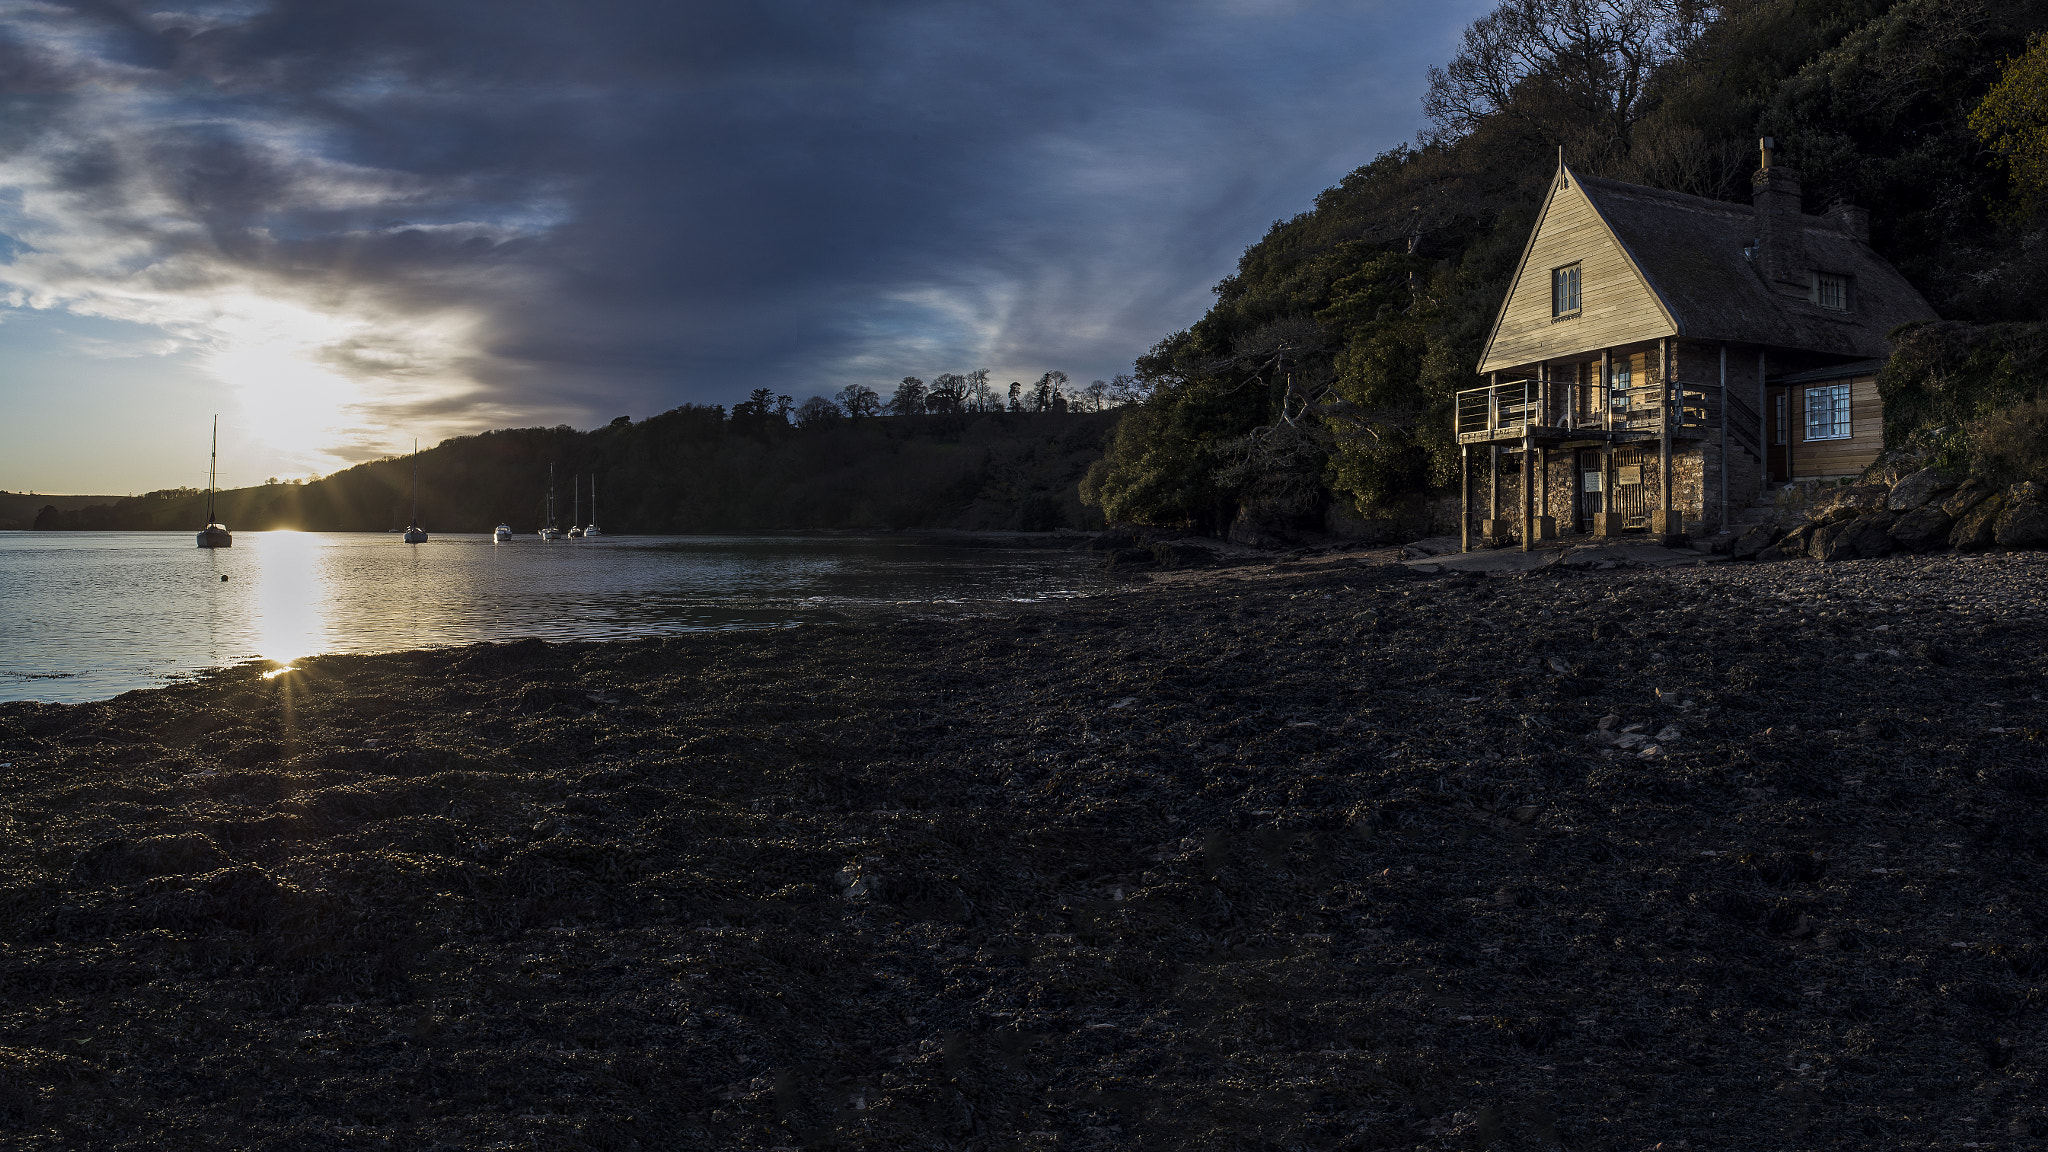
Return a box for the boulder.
[1884,468,1956,512]
[1839,512,1898,559]
[1806,520,1854,561]
[1808,513,1896,562]
[1777,521,1819,557]
[1807,484,1888,525]
[1729,522,1782,559]
[1995,482,2048,548]
[1860,447,1928,488]
[1886,504,1954,552]
[1940,480,1992,519]
[1950,493,2007,551]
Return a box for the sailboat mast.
[410,440,419,525]
[208,415,218,522]
[592,475,597,525]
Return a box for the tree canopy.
[1083,0,2048,536]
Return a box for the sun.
[203,297,368,469]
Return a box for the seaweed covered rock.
[70,832,229,885]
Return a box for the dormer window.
[1814,271,1852,311]
[1552,263,1581,318]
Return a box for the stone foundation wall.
[1458,438,1768,540]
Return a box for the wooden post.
[1600,348,1612,432]
[1758,349,1770,487]
[1460,444,1472,553]
[1521,431,1535,553]
[1719,342,1729,534]
[1599,348,1616,533]
[1659,337,1673,522]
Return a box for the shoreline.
[2,549,2044,1149]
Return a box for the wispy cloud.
[0,0,1483,481]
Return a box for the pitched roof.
[1571,172,1937,358]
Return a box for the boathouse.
[1459,141,1937,551]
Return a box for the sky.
[0,0,1492,495]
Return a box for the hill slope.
[31,409,1118,535]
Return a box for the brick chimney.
[1826,202,1869,243]
[1751,137,1807,293]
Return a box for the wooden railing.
[1456,377,1765,458]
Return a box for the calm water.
[0,532,1111,703]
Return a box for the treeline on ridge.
[1080,0,2048,542]
[30,397,1122,535]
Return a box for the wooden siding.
[1781,374,1882,477]
[1480,174,1676,374]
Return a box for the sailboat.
[538,465,565,539]
[567,474,584,538]
[494,522,513,542]
[401,440,428,543]
[584,474,603,537]
[196,415,232,548]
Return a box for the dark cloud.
[0,0,1483,463]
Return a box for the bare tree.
[1105,373,1150,407]
[1032,370,1069,412]
[836,383,882,420]
[965,369,998,413]
[927,373,969,413]
[888,376,927,416]
[794,395,843,428]
[1423,0,1709,152]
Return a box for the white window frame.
[1804,383,1851,441]
[1552,264,1581,317]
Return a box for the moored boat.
[584,474,603,537]
[196,415,231,548]
[401,440,428,543]
[539,465,565,539]
[494,523,513,542]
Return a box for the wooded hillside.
[29,408,1118,535]
[1082,0,2048,541]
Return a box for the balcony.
[1454,378,1761,458]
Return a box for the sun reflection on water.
[252,531,330,664]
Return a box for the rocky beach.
[2,546,2045,1151]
